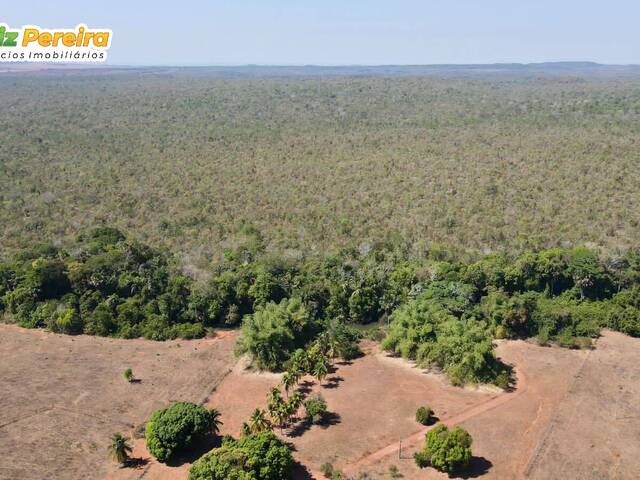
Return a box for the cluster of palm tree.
[241,334,346,437]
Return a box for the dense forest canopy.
[1,73,640,273]
[2,226,640,384]
[2,71,640,386]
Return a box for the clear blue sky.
[5,0,639,65]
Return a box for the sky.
[4,1,640,66]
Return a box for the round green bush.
[145,402,218,463]
[415,406,433,425]
[188,432,293,480]
[414,424,472,473]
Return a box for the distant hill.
[2,62,640,78]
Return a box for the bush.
[123,368,134,382]
[145,402,220,463]
[414,424,472,473]
[320,462,334,478]
[304,395,328,424]
[188,432,293,480]
[415,406,433,425]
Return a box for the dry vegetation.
[1,74,640,270]
[0,324,236,480]
[2,70,640,480]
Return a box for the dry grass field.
[3,324,638,480]
[0,325,237,480]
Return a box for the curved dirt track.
[342,367,527,475]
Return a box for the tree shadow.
[335,359,353,366]
[286,418,312,438]
[291,461,315,480]
[124,457,149,469]
[321,376,344,389]
[165,434,221,466]
[128,378,142,384]
[449,456,493,478]
[318,411,341,429]
[296,381,314,395]
[424,414,439,426]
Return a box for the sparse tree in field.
[415,406,433,426]
[282,371,297,397]
[247,408,272,434]
[267,388,287,432]
[312,354,330,385]
[108,432,132,466]
[208,408,223,436]
[267,386,283,406]
[287,391,304,419]
[145,402,221,463]
[414,424,472,473]
[123,368,134,383]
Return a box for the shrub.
[388,465,403,479]
[414,424,472,473]
[415,406,433,426]
[304,395,328,424]
[145,402,221,463]
[320,462,334,478]
[188,432,293,480]
[123,368,134,382]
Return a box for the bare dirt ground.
[357,331,640,480]
[2,326,639,480]
[525,331,640,480]
[0,324,237,480]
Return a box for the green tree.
[108,432,132,466]
[188,432,293,480]
[414,424,472,473]
[247,408,272,435]
[145,402,222,463]
[236,298,316,371]
[312,354,330,385]
[282,371,297,398]
[415,406,433,426]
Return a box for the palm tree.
[312,355,330,385]
[267,388,286,429]
[209,408,223,436]
[282,371,297,398]
[268,386,282,405]
[270,404,288,433]
[288,392,304,416]
[248,408,272,434]
[108,432,132,466]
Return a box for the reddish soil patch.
[4,326,639,480]
[356,332,640,480]
[525,331,640,480]
[0,325,237,480]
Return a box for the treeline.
[1,227,640,384]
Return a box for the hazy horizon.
[3,0,639,66]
